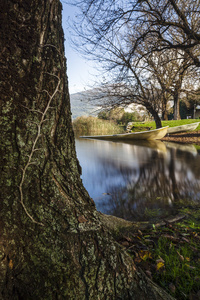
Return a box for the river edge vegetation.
[72,115,124,135]
[72,108,141,135]
[73,113,200,136]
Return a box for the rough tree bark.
[0,1,174,299]
[172,68,187,120]
[173,91,181,120]
[145,104,162,129]
[173,78,182,120]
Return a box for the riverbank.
[161,130,200,145]
[129,120,200,144]
[117,205,200,299]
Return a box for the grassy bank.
[117,205,200,299]
[131,119,200,132]
[73,117,200,135]
[73,116,124,135]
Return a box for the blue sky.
[61,2,96,94]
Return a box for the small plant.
[98,108,143,125]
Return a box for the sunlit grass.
[194,144,200,151]
[131,119,200,131]
[162,119,200,129]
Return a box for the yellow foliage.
[186,257,190,261]
[139,250,152,260]
[156,261,165,271]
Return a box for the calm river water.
[75,138,200,221]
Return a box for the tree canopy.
[70,0,200,122]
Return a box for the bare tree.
[135,0,200,66]
[144,49,197,119]
[70,0,200,62]
[69,0,200,122]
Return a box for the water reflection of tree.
[100,148,200,221]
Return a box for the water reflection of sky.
[75,138,200,220]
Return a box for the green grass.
[139,207,200,298]
[162,119,200,129]
[130,119,200,132]
[118,205,200,299]
[194,144,200,151]
[153,237,200,298]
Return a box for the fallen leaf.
[121,241,129,247]
[123,236,132,242]
[139,250,152,260]
[186,257,190,262]
[186,264,196,270]
[135,257,142,263]
[177,251,184,261]
[169,283,176,293]
[145,270,152,278]
[182,237,190,243]
[156,261,165,271]
[162,234,178,242]
[156,257,165,263]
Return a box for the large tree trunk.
[0,1,174,299]
[153,113,162,129]
[145,104,162,128]
[173,76,184,120]
[173,92,181,120]
[162,110,168,120]
[162,97,168,120]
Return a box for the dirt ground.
[161,130,200,145]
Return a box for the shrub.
[120,112,142,125]
[98,108,143,125]
[72,116,124,136]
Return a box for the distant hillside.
[70,91,101,119]
[70,89,147,119]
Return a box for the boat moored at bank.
[167,122,199,134]
[80,126,169,141]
